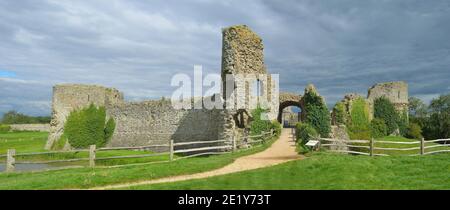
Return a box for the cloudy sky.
[1,0,450,116]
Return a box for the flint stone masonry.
[328,125,350,151]
[45,84,123,150]
[46,25,281,150]
[221,25,278,130]
[107,100,224,149]
[10,124,50,132]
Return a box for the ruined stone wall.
[107,100,224,149]
[45,84,124,149]
[45,25,277,150]
[367,81,409,119]
[332,81,409,125]
[221,25,278,132]
[10,124,50,132]
[46,84,226,150]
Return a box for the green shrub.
[295,122,318,154]
[397,110,409,136]
[295,122,318,144]
[250,106,272,136]
[332,101,347,125]
[303,90,331,137]
[347,97,371,139]
[0,124,11,132]
[370,118,387,138]
[406,122,423,140]
[270,120,282,137]
[63,104,115,149]
[374,97,399,135]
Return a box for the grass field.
[0,131,170,166]
[128,152,450,190]
[1,131,449,190]
[0,132,48,154]
[0,131,278,189]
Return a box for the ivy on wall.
[303,90,331,137]
[347,97,371,140]
[63,104,115,149]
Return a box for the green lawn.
[0,131,170,166]
[0,132,278,189]
[0,132,48,154]
[128,152,450,190]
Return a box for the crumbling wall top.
[221,25,266,76]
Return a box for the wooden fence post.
[420,138,425,155]
[317,134,321,151]
[89,145,96,168]
[6,149,15,173]
[232,136,237,152]
[169,139,174,161]
[370,138,374,157]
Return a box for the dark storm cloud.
[0,0,450,116]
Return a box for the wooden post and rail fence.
[316,136,450,156]
[2,129,275,173]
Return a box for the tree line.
[0,110,51,124]
[409,94,450,140]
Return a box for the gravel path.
[91,128,301,190]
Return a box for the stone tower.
[367,81,409,119]
[221,25,278,129]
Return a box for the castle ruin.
[46,25,281,150]
[45,25,409,150]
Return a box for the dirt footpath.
[91,128,301,190]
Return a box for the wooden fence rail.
[2,129,276,172]
[317,137,450,157]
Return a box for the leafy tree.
[374,97,399,135]
[397,110,409,136]
[423,94,450,139]
[332,101,347,125]
[406,122,423,140]
[408,97,428,118]
[1,110,51,124]
[370,118,387,138]
[250,106,272,135]
[270,120,282,137]
[303,89,331,137]
[63,104,115,149]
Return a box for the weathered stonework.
[10,124,50,132]
[45,84,123,149]
[367,81,409,119]
[278,92,304,123]
[46,25,284,150]
[107,100,224,150]
[332,81,409,126]
[328,125,350,151]
[221,25,278,133]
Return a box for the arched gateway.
[278,92,305,126]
